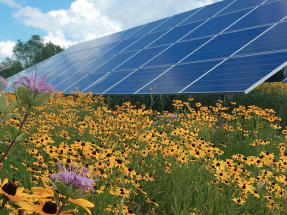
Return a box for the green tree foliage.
[0,58,23,78]
[1,35,64,78]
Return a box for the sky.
[0,0,219,62]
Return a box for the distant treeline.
[1,34,64,78]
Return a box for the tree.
[0,57,23,78]
[1,35,64,78]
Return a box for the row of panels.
[5,0,287,96]
[6,50,287,94]
[47,51,287,94]
[38,0,287,73]
[61,0,283,55]
[31,20,287,80]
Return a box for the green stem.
[0,113,29,164]
[57,196,69,215]
[0,196,8,215]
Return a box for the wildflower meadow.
[0,72,287,214]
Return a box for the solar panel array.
[6,0,287,95]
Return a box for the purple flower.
[0,76,7,88]
[14,69,55,93]
[172,114,178,118]
[51,162,95,191]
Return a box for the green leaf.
[0,130,4,139]
[0,94,9,113]
[81,194,94,200]
[16,87,32,105]
[4,164,12,179]
[31,93,51,106]
[55,181,68,196]
[2,160,31,191]
[5,101,17,114]
[78,206,84,215]
[3,113,12,122]
[50,181,57,190]
[70,189,86,199]
[53,190,60,205]
[9,127,22,141]
[16,133,28,142]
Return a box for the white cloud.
[43,31,78,49]
[0,0,21,8]
[93,0,220,28]
[13,0,123,44]
[12,0,220,45]
[0,40,15,59]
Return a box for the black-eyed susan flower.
[232,197,245,205]
[0,179,30,203]
[18,200,76,215]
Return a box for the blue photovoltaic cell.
[116,45,169,70]
[150,8,200,33]
[124,30,168,52]
[79,46,103,61]
[64,73,107,92]
[64,49,96,63]
[136,60,221,94]
[84,43,119,60]
[106,66,170,94]
[113,26,144,42]
[217,0,265,16]
[72,47,102,62]
[266,0,282,2]
[237,21,287,55]
[38,66,59,76]
[73,56,114,75]
[40,64,68,76]
[49,77,69,86]
[145,37,210,67]
[54,52,84,66]
[54,63,77,77]
[81,32,123,51]
[62,44,81,54]
[129,18,168,38]
[227,1,287,32]
[83,71,133,93]
[150,21,204,47]
[92,51,137,73]
[182,51,287,93]
[182,25,269,63]
[55,75,86,91]
[57,60,94,77]
[180,9,251,41]
[101,37,139,57]
[39,54,67,68]
[180,0,235,25]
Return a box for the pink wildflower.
[14,69,55,93]
[51,162,95,191]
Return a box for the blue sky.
[0,0,217,62]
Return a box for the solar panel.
[5,0,287,96]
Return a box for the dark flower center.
[42,201,57,214]
[2,182,17,196]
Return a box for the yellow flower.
[68,197,94,215]
[18,200,76,215]
[32,177,94,214]
[31,177,54,199]
[232,197,246,205]
[0,179,31,203]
